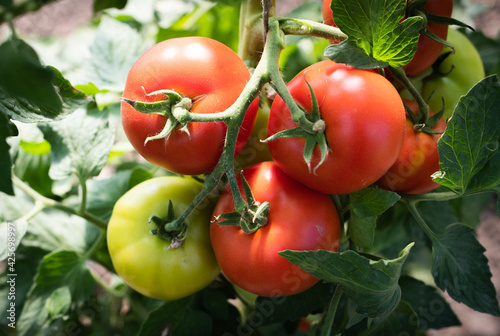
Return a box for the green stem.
[78,175,88,215]
[401,190,461,203]
[404,200,438,240]
[238,0,276,66]
[12,175,108,230]
[83,229,106,260]
[278,17,348,42]
[388,66,429,124]
[321,286,343,336]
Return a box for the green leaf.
[431,223,500,316]
[0,112,16,195]
[45,286,71,322]
[21,208,100,254]
[433,75,500,194]
[18,250,95,336]
[156,1,240,51]
[85,16,146,92]
[93,0,127,13]
[0,37,61,112]
[325,0,422,68]
[324,40,389,69]
[279,243,414,318]
[0,40,89,123]
[38,104,114,181]
[349,214,377,249]
[399,276,460,331]
[350,186,400,217]
[254,282,333,325]
[348,187,400,249]
[367,301,418,336]
[138,297,212,336]
[80,167,152,221]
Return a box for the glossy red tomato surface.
[121,36,258,175]
[267,60,406,195]
[211,161,341,297]
[377,100,446,194]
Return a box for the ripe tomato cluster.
[107,0,484,302]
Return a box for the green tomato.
[107,176,220,301]
[422,28,485,120]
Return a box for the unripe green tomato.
[107,176,220,301]
[421,28,485,120]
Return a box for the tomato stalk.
[12,174,108,230]
[321,285,343,336]
[388,66,430,125]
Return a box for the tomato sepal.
[213,172,270,234]
[149,200,189,249]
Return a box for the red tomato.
[211,161,341,297]
[322,0,453,77]
[376,100,446,194]
[404,0,453,77]
[121,37,258,175]
[267,60,406,195]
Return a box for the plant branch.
[321,285,343,336]
[388,66,430,124]
[404,200,438,240]
[12,175,108,230]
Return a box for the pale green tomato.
[107,176,220,301]
[421,28,485,120]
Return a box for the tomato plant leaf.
[431,223,500,316]
[349,214,377,249]
[0,38,89,123]
[348,187,400,249]
[350,186,400,217]
[365,301,418,336]
[279,243,413,318]
[138,297,212,336]
[85,16,146,92]
[433,75,500,195]
[324,0,422,68]
[93,0,127,13]
[324,39,388,69]
[399,276,460,331]
[67,167,152,222]
[21,209,100,254]
[45,286,71,322]
[254,282,333,325]
[38,103,114,181]
[0,112,17,196]
[17,250,95,336]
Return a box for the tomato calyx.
[149,200,188,249]
[121,88,195,144]
[264,81,329,174]
[404,100,444,135]
[212,172,270,234]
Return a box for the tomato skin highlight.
[121,36,258,175]
[267,60,406,195]
[107,176,220,301]
[211,162,341,297]
[376,100,446,194]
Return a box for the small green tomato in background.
[107,176,220,301]
[421,28,485,120]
